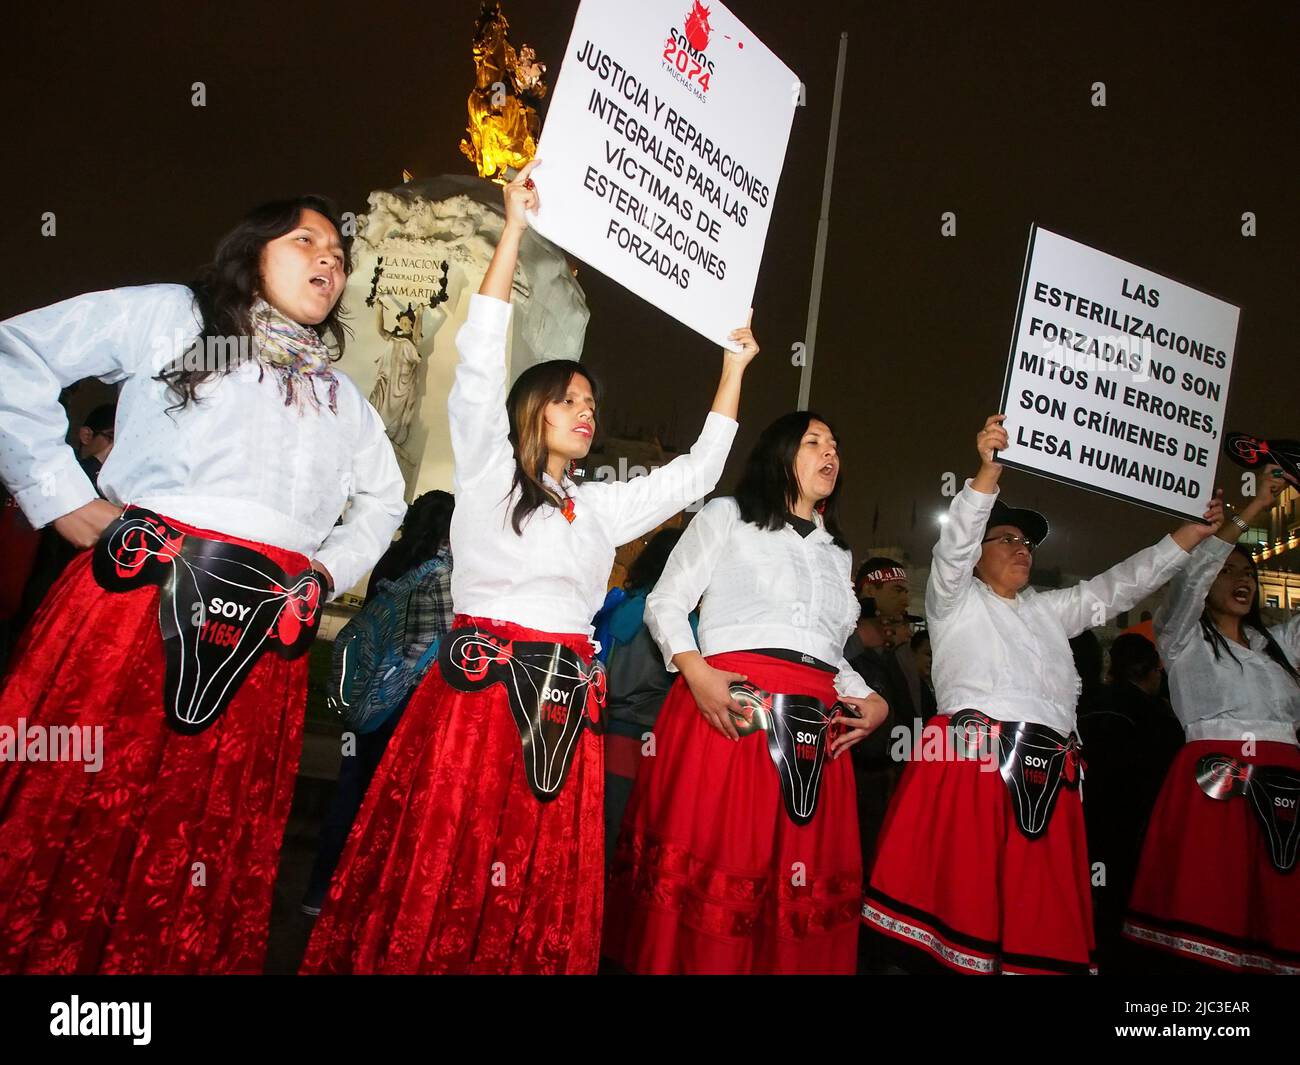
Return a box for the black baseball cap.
[987,499,1049,547]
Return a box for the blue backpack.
[328,557,446,734]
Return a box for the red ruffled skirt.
[862,714,1095,975]
[604,652,862,974]
[0,519,308,974]
[1123,739,1300,974]
[301,615,604,974]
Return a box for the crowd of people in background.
[0,165,1295,976]
[1,401,117,671]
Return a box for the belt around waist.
[1183,719,1299,747]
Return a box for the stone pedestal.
[336,174,589,501]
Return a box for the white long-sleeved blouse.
[447,294,737,637]
[927,480,1192,734]
[643,495,872,699]
[1156,535,1300,745]
[0,284,407,596]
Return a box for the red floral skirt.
[301,615,604,974]
[604,652,862,974]
[0,520,308,974]
[862,714,1095,975]
[1123,739,1300,974]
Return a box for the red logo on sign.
[684,1,712,51]
[664,2,719,95]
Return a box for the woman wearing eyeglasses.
[861,413,1222,975]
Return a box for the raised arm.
[928,480,998,621]
[447,164,541,495]
[1157,468,1290,662]
[929,424,1008,626]
[704,311,757,423]
[1044,493,1222,641]
[927,415,1006,620]
[1282,612,1300,663]
[0,284,198,545]
[1154,536,1232,662]
[598,318,757,545]
[597,410,739,546]
[448,294,515,495]
[1229,468,1300,662]
[477,160,538,304]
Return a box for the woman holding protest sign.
[604,411,888,974]
[1124,464,1299,973]
[302,159,760,975]
[0,197,407,974]
[861,413,1223,975]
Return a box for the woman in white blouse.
[1124,468,1299,973]
[604,411,888,974]
[301,161,760,975]
[0,197,407,974]
[862,414,1221,975]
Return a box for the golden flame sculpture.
[460,2,548,183]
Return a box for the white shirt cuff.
[1195,534,1235,563]
[13,452,97,528]
[699,410,739,447]
[960,477,999,506]
[1154,532,1194,567]
[834,674,872,699]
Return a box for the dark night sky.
[3,1,1295,573]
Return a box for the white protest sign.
[996,226,1240,522]
[530,0,799,351]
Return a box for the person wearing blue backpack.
[301,490,455,916]
[595,528,693,870]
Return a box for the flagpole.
[797,30,849,411]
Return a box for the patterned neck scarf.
[250,298,339,414]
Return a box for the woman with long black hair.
[363,488,456,598]
[605,411,887,974]
[301,160,759,974]
[1124,468,1299,973]
[0,197,407,973]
